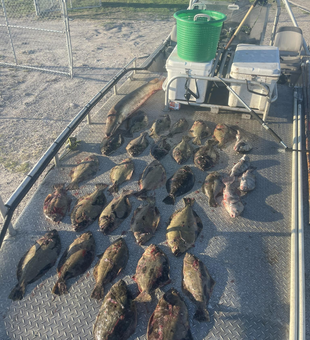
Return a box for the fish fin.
[52,278,68,296]
[134,291,152,303]
[194,306,210,322]
[193,137,201,145]
[162,195,175,205]
[9,283,25,301]
[183,197,195,206]
[90,284,104,300]
[53,183,65,190]
[133,189,147,199]
[108,183,118,194]
[66,182,79,190]
[95,183,108,190]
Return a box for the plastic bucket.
[174,9,226,62]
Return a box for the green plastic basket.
[174,9,226,62]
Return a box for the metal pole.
[1,0,17,66]
[0,196,16,237]
[60,0,73,78]
[33,0,41,16]
[269,0,281,45]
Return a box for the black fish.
[100,133,124,156]
[150,137,171,160]
[194,139,219,171]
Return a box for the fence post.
[0,196,16,237]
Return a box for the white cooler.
[228,44,281,111]
[163,46,213,104]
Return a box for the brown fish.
[212,123,236,148]
[189,120,210,145]
[172,136,192,164]
[126,132,149,157]
[108,158,134,194]
[167,118,189,138]
[202,171,224,207]
[194,139,219,171]
[149,114,171,138]
[150,137,171,161]
[126,110,148,135]
[100,133,124,156]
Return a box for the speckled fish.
[202,171,224,207]
[105,78,164,138]
[182,253,215,322]
[150,137,171,160]
[52,231,95,295]
[108,158,134,194]
[212,123,236,148]
[91,238,129,300]
[149,114,171,138]
[194,139,219,171]
[130,197,160,245]
[166,197,203,256]
[172,136,192,164]
[99,190,132,235]
[239,168,256,192]
[71,184,108,231]
[167,118,189,137]
[189,120,211,145]
[147,288,192,340]
[126,132,149,157]
[163,166,195,205]
[230,155,250,177]
[100,133,124,156]
[67,154,99,190]
[126,110,148,135]
[43,184,71,222]
[234,130,253,153]
[93,280,137,340]
[222,176,244,218]
[133,244,170,303]
[9,230,61,301]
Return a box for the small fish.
[222,176,244,218]
[100,133,124,156]
[126,132,149,157]
[147,288,192,340]
[212,123,236,148]
[91,238,129,300]
[234,130,253,153]
[167,118,189,137]
[150,137,171,160]
[163,166,195,205]
[172,135,192,164]
[202,171,224,207]
[71,183,108,231]
[166,197,203,256]
[52,231,95,295]
[99,190,132,235]
[67,154,99,190]
[182,253,215,322]
[194,139,219,171]
[230,155,250,177]
[149,114,171,138]
[126,110,148,135]
[130,197,160,245]
[108,158,134,194]
[133,244,170,303]
[239,168,256,192]
[93,280,137,340]
[9,230,61,301]
[43,184,71,222]
[189,120,211,145]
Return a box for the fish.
[212,123,236,148]
[100,133,124,156]
[126,132,149,157]
[172,136,192,164]
[230,155,250,177]
[194,139,219,171]
[150,137,171,160]
[202,171,224,207]
[67,154,99,190]
[108,158,134,194]
[126,110,148,135]
[130,197,160,245]
[222,176,244,218]
[71,183,108,231]
[147,288,192,340]
[167,118,189,137]
[234,130,253,153]
[98,190,132,235]
[189,120,211,145]
[149,114,171,138]
[93,279,137,340]
[166,197,203,256]
[163,166,195,205]
[239,168,256,192]
[105,78,164,138]
[9,230,61,301]
[43,183,71,223]
[133,244,170,303]
[182,253,215,322]
[52,231,95,295]
[91,238,129,300]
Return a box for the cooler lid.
[230,44,281,77]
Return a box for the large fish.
[67,154,99,190]
[182,253,215,322]
[9,230,61,301]
[100,133,124,156]
[43,184,71,223]
[133,244,170,303]
[147,288,192,340]
[71,183,108,231]
[126,132,149,157]
[212,123,236,148]
[108,158,134,194]
[91,238,129,300]
[230,155,250,177]
[202,171,224,207]
[172,136,192,164]
[150,137,171,160]
[194,139,219,171]
[167,118,189,138]
[166,197,203,256]
[189,120,210,145]
[149,114,171,138]
[52,231,95,295]
[105,78,164,137]
[163,166,195,205]
[93,280,137,340]
[222,176,244,218]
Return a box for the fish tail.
[95,183,108,191]
[134,291,152,303]
[107,183,118,194]
[8,283,25,301]
[133,189,147,199]
[183,197,195,207]
[66,182,79,190]
[162,195,175,205]
[90,284,104,300]
[52,278,68,296]
[193,137,201,145]
[194,305,210,322]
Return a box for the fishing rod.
[216,76,309,153]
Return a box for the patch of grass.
[0,155,30,173]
